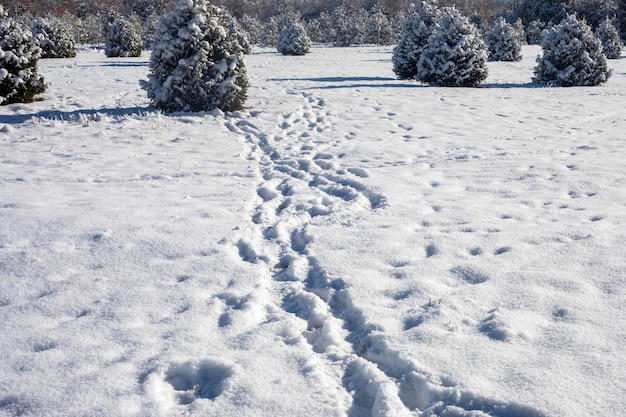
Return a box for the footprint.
[478,309,515,342]
[450,265,490,284]
[347,167,369,178]
[165,359,235,404]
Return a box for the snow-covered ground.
[1,44,625,417]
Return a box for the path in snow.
[225,76,546,416]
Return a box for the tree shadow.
[269,76,543,90]
[0,106,158,124]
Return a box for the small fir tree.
[391,1,441,80]
[142,0,248,112]
[364,8,394,45]
[417,7,489,87]
[105,16,142,57]
[230,18,252,54]
[31,16,77,58]
[526,20,550,45]
[595,17,623,59]
[277,20,311,55]
[534,14,611,86]
[484,16,523,61]
[0,6,47,104]
[333,6,367,47]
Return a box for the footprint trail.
[228,91,545,417]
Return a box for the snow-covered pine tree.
[417,7,489,87]
[535,14,611,86]
[277,20,311,55]
[32,16,77,58]
[142,0,248,112]
[391,1,441,80]
[526,20,555,45]
[230,18,252,54]
[595,17,623,59]
[239,14,262,45]
[364,8,394,45]
[105,16,142,57]
[0,6,47,105]
[333,6,367,47]
[484,16,523,61]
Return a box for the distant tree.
[32,16,77,58]
[573,0,617,29]
[0,6,47,104]
[105,16,142,57]
[484,16,522,61]
[514,0,569,27]
[277,20,311,55]
[230,18,252,54]
[333,6,368,46]
[391,1,441,79]
[238,14,263,45]
[595,17,623,58]
[364,7,394,45]
[526,19,551,44]
[417,7,489,86]
[143,0,248,112]
[619,0,626,38]
[535,14,610,86]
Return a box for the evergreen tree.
[526,20,551,44]
[105,16,142,57]
[277,20,311,55]
[230,18,252,54]
[32,16,77,58]
[0,6,47,104]
[333,6,367,47]
[142,0,248,112]
[484,16,522,61]
[391,1,441,80]
[364,8,394,45]
[595,17,623,59]
[535,14,611,86]
[417,7,489,87]
[238,14,262,45]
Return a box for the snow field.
[0,45,625,417]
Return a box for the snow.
[1,44,625,417]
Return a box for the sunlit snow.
[1,44,625,417]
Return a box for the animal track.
[225,91,544,417]
[164,359,234,404]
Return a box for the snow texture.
[277,21,311,56]
[417,7,489,87]
[143,0,248,112]
[1,42,625,417]
[534,14,611,87]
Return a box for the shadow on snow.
[0,106,157,124]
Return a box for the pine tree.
[230,18,252,54]
[0,6,47,105]
[142,0,248,112]
[417,7,489,87]
[32,16,77,58]
[391,1,441,80]
[484,16,523,61]
[595,17,623,59]
[277,20,311,55]
[535,14,611,86]
[105,16,142,57]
